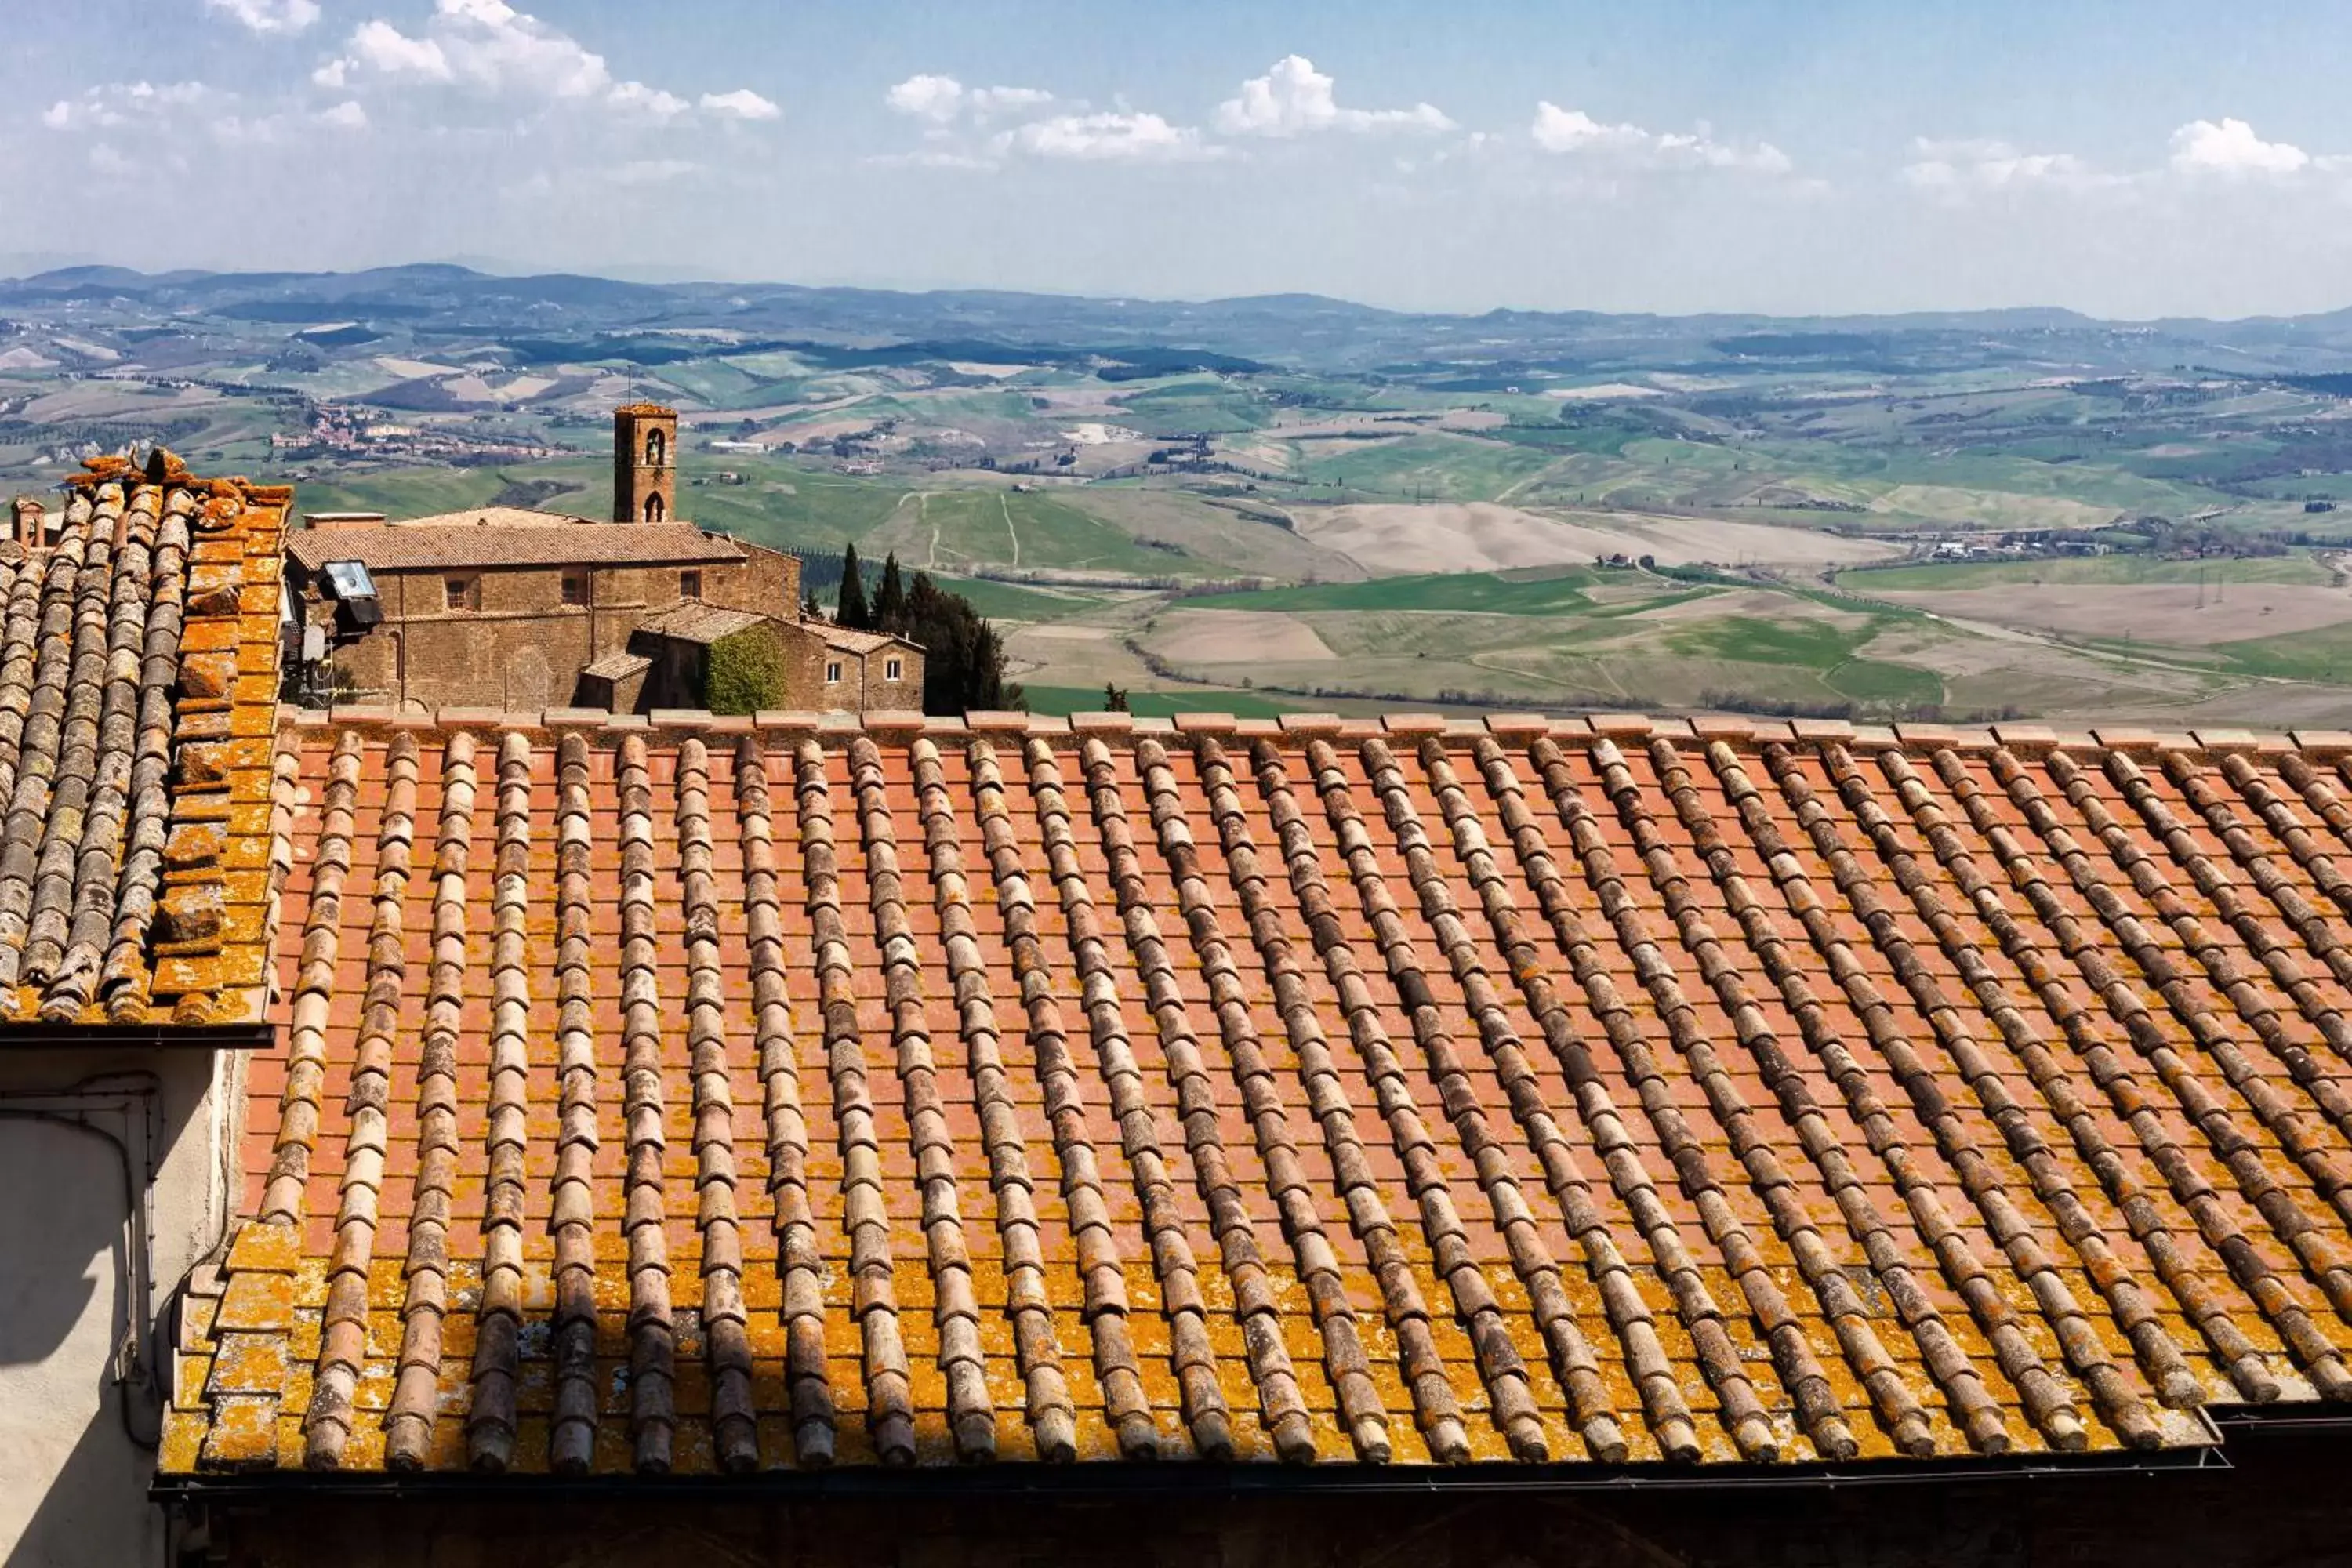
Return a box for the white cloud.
[336,1,604,96]
[608,81,689,119]
[608,158,696,186]
[700,89,779,122]
[883,74,1197,167]
[989,111,1211,162]
[867,148,1000,171]
[342,17,454,82]
[1901,121,2352,206]
[1900,137,2114,194]
[41,81,216,132]
[1532,102,1789,173]
[1530,105,1650,155]
[204,0,321,34]
[316,0,771,123]
[1214,55,1453,137]
[884,74,1052,124]
[886,74,964,122]
[209,112,288,145]
[968,85,1054,118]
[2170,117,2310,176]
[40,79,368,151]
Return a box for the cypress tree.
[835,540,870,630]
[902,571,1023,714]
[873,552,907,633]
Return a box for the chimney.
[303,511,387,533]
[11,496,45,548]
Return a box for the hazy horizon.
[13,254,2352,330]
[11,0,2352,318]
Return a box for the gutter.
[0,1022,271,1050]
[2208,1405,2352,1435]
[152,1443,2225,1504]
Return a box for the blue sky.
[9,0,2352,316]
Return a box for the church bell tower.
[612,403,679,524]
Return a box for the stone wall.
[787,634,925,713]
[307,549,804,712]
[708,539,801,619]
[295,544,927,717]
[633,622,926,714]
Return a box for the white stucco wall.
[1,1047,241,1568]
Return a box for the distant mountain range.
[8,263,2352,374]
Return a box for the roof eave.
[151,1442,2224,1503]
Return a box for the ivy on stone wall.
[706,626,788,714]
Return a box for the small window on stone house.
[445,575,478,611]
[825,660,844,684]
[680,570,702,601]
[884,657,903,681]
[561,572,588,606]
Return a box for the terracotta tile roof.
[286,521,745,574]
[0,452,286,1027]
[345,505,600,532]
[636,602,770,645]
[813,624,917,655]
[580,650,653,682]
[172,707,2352,1478]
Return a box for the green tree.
[873,551,907,633]
[706,627,788,715]
[902,571,1024,714]
[835,540,870,630]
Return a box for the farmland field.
[1283,433,1559,501]
[864,488,1188,576]
[1285,502,1896,575]
[1871,583,2352,644]
[1192,566,1608,615]
[1020,684,1297,718]
[20,263,2352,725]
[923,575,1108,622]
[1844,554,2335,590]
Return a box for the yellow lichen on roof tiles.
[179,711,2352,1476]
[0,451,285,1029]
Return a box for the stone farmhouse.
[16,450,2352,1565]
[281,404,921,715]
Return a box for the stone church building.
[281,404,922,714]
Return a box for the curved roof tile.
[0,451,286,1029]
